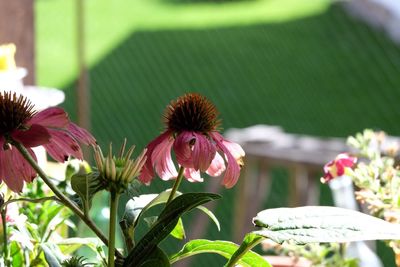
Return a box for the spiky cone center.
[165,93,220,134]
[0,92,35,136]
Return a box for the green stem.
[119,219,134,252]
[0,196,60,210]
[13,141,124,259]
[166,166,185,205]
[108,190,120,267]
[225,235,264,267]
[1,208,9,267]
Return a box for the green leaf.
[139,246,170,267]
[41,243,61,267]
[10,241,23,266]
[170,218,186,240]
[71,172,104,215]
[170,239,270,267]
[197,205,220,231]
[123,192,221,267]
[224,233,267,267]
[124,190,220,231]
[56,237,101,255]
[253,206,400,245]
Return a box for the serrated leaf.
[253,206,400,245]
[71,172,104,214]
[170,239,269,267]
[224,233,267,267]
[123,193,221,267]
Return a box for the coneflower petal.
[139,131,171,184]
[192,132,216,172]
[151,134,177,180]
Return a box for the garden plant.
[1,91,400,266]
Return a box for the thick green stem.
[166,166,185,205]
[108,190,120,267]
[1,208,9,267]
[225,236,264,267]
[13,141,124,259]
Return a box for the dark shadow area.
[62,3,399,266]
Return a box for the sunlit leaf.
[170,218,186,240]
[224,233,267,267]
[253,206,400,245]
[170,239,269,267]
[41,243,62,267]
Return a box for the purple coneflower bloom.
[0,92,96,192]
[139,93,244,188]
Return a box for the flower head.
[94,140,146,193]
[321,153,357,183]
[0,91,96,192]
[140,93,245,188]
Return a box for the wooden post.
[76,0,90,131]
[0,0,35,84]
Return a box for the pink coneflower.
[0,92,96,192]
[321,153,357,183]
[139,93,245,188]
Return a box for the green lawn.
[35,0,400,266]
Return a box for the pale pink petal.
[68,123,96,145]
[27,107,69,128]
[221,139,245,160]
[173,131,195,168]
[151,135,177,180]
[139,131,171,184]
[44,129,83,162]
[184,168,203,182]
[206,152,226,177]
[192,132,216,172]
[11,124,50,148]
[211,132,242,188]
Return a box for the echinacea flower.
[94,140,147,193]
[0,91,96,192]
[139,93,245,188]
[321,153,357,183]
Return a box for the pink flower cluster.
[322,153,357,183]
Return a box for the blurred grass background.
[35,0,400,266]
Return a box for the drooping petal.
[68,123,96,145]
[221,139,245,160]
[44,129,83,162]
[192,132,216,172]
[11,124,51,148]
[211,132,242,188]
[12,147,37,183]
[0,149,24,192]
[151,134,177,180]
[27,107,69,128]
[139,131,171,184]
[206,152,226,177]
[173,131,195,168]
[183,168,203,182]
